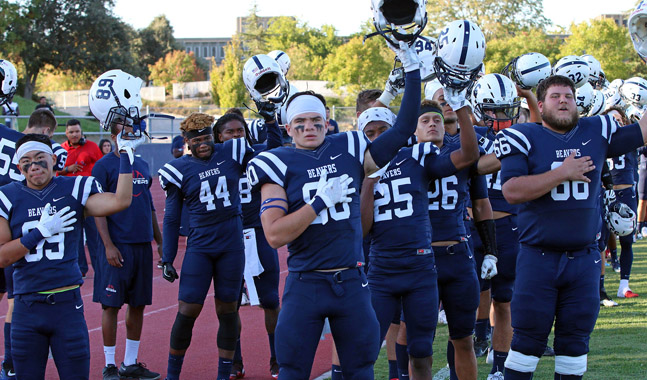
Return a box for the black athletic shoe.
[102,364,120,380]
[270,357,279,379]
[543,346,555,357]
[473,337,490,358]
[119,362,161,379]
[612,260,621,273]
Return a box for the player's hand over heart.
[559,152,595,182]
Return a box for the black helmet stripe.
[520,61,550,75]
[459,20,470,65]
[252,56,264,70]
[494,74,506,97]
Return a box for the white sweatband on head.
[286,95,326,125]
[424,79,443,101]
[16,141,54,161]
[358,107,396,132]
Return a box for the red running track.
[0,178,332,380]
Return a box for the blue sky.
[113,0,638,38]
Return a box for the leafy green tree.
[240,3,268,57]
[559,19,647,81]
[426,0,550,37]
[149,50,206,94]
[484,29,563,74]
[211,40,247,109]
[322,35,393,105]
[132,15,180,80]
[5,0,135,99]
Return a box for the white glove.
[443,87,469,111]
[481,254,498,280]
[378,68,406,106]
[389,40,420,73]
[117,133,147,164]
[311,170,356,208]
[603,189,616,207]
[36,203,77,238]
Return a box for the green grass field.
[8,95,101,133]
[368,237,647,379]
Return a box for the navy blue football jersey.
[159,138,252,257]
[369,142,456,271]
[475,126,518,215]
[428,142,479,242]
[0,176,103,294]
[248,119,268,144]
[495,116,644,250]
[0,124,25,186]
[247,131,371,272]
[51,141,68,172]
[92,153,154,243]
[607,149,637,185]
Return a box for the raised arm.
[449,104,479,171]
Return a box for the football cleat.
[102,364,120,380]
[240,292,250,306]
[0,362,16,380]
[270,357,279,379]
[486,347,494,364]
[230,361,245,379]
[473,337,490,357]
[118,362,160,380]
[642,226,647,237]
[600,290,618,307]
[438,309,448,325]
[542,346,555,357]
[612,260,621,273]
[487,371,504,380]
[618,288,639,298]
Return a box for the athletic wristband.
[119,153,133,174]
[20,228,45,251]
[262,198,288,205]
[259,205,288,217]
[475,219,498,257]
[309,196,327,215]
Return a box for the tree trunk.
[23,70,39,100]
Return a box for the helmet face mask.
[434,57,482,92]
[370,0,427,47]
[243,55,290,106]
[0,60,18,107]
[607,202,637,237]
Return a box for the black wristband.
[475,219,498,257]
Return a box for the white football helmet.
[625,104,645,123]
[424,78,443,100]
[501,52,551,90]
[434,20,486,92]
[243,54,290,105]
[575,82,594,116]
[608,78,624,91]
[414,37,437,82]
[552,55,590,88]
[0,60,18,106]
[267,50,291,76]
[607,202,637,237]
[580,54,602,89]
[620,77,647,107]
[277,83,300,126]
[587,90,605,117]
[629,1,647,62]
[472,74,520,123]
[89,69,144,131]
[370,0,427,47]
[603,87,626,111]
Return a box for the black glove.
[162,262,179,283]
[255,100,278,122]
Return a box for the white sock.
[619,279,629,290]
[124,339,140,366]
[104,345,116,366]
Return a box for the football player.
[497,75,647,379]
[0,131,140,379]
[212,112,283,379]
[0,58,22,380]
[361,95,478,379]
[158,113,253,380]
[246,40,420,379]
[603,107,640,298]
[92,118,162,380]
